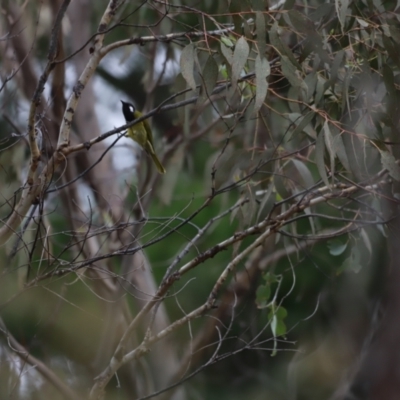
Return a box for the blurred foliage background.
[1,0,399,399]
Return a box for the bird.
[120,100,166,174]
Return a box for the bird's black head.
[121,100,135,122]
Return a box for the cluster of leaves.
[1,0,400,399]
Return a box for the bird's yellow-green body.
[121,100,166,174]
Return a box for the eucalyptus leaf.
[289,111,315,141]
[269,22,301,69]
[232,36,250,90]
[316,131,329,187]
[335,0,349,31]
[180,43,197,92]
[291,159,314,189]
[323,121,335,179]
[221,41,234,66]
[379,150,400,181]
[281,55,302,88]
[199,55,218,104]
[253,55,270,114]
[256,11,266,57]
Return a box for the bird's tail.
[150,152,166,174]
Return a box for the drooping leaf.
[289,111,315,140]
[269,22,301,69]
[382,64,395,96]
[269,306,287,337]
[220,41,233,66]
[360,229,372,255]
[287,9,315,35]
[174,73,188,122]
[281,55,302,88]
[309,3,335,23]
[255,284,271,308]
[326,50,344,90]
[180,43,197,92]
[199,55,218,104]
[330,126,350,171]
[335,0,349,32]
[316,130,329,187]
[389,24,400,44]
[323,120,335,179]
[274,173,291,200]
[304,72,318,102]
[379,150,400,181]
[253,55,270,114]
[256,11,266,57]
[256,184,274,222]
[291,159,314,189]
[242,18,252,42]
[231,36,250,90]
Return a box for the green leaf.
[275,319,287,337]
[274,174,291,199]
[356,18,369,28]
[309,3,335,23]
[287,10,314,34]
[331,126,350,172]
[281,55,302,88]
[199,55,218,104]
[180,43,197,92]
[389,24,400,44]
[379,150,400,181]
[304,72,318,102]
[263,272,279,284]
[256,11,266,57]
[289,111,315,140]
[253,55,270,114]
[291,159,314,189]
[382,66,395,95]
[221,36,234,48]
[327,239,347,256]
[275,306,287,320]
[255,284,271,308]
[174,73,188,122]
[316,130,329,187]
[360,229,372,255]
[323,121,335,179]
[256,184,274,222]
[220,41,233,66]
[326,50,344,89]
[269,22,301,69]
[335,0,349,32]
[232,36,249,90]
[269,306,287,337]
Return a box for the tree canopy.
[1,0,399,399]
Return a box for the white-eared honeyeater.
[121,100,166,174]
